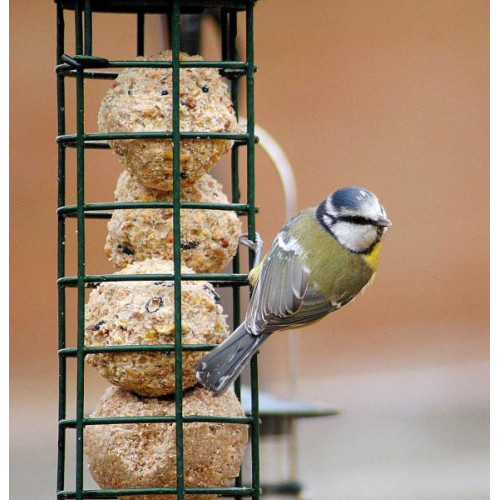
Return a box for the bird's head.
[316,187,391,254]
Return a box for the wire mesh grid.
[55,1,260,498]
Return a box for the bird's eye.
[201,85,210,93]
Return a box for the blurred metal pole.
[160,9,221,55]
[180,13,203,54]
[240,118,301,498]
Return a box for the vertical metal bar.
[75,64,86,500]
[56,2,65,62]
[56,3,67,496]
[246,4,256,245]
[74,0,87,488]
[171,2,185,499]
[227,6,240,205]
[245,7,256,265]
[226,8,242,397]
[73,2,87,498]
[229,10,241,233]
[245,2,260,499]
[221,8,229,61]
[74,0,83,55]
[137,12,145,57]
[223,11,245,497]
[84,0,92,56]
[74,64,86,500]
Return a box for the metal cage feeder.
[56,1,259,498]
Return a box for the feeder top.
[55,0,257,13]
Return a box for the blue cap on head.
[330,186,377,212]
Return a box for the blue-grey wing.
[245,227,333,335]
[280,285,337,327]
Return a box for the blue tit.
[196,186,391,396]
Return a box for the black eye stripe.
[335,215,374,225]
[316,201,375,229]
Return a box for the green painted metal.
[55,1,260,498]
[58,201,253,215]
[57,486,255,499]
[56,3,67,495]
[59,57,252,69]
[57,273,249,286]
[60,415,254,427]
[57,131,252,143]
[57,0,252,13]
[170,4,186,499]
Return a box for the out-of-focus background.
[10,1,489,499]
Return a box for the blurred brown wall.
[10,0,489,391]
[10,0,488,497]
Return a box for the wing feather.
[245,229,312,335]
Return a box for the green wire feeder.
[55,1,260,498]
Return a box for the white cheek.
[333,222,378,253]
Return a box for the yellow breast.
[362,242,381,271]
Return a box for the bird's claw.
[239,232,263,267]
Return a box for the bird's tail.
[196,324,268,396]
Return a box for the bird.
[196,186,391,396]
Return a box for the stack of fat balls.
[84,50,247,500]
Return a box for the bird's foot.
[239,232,263,267]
